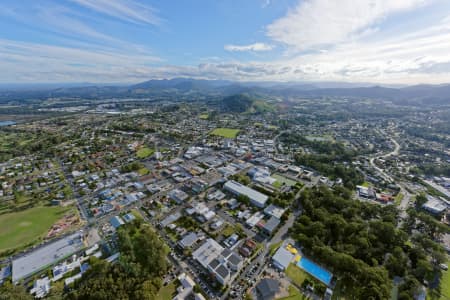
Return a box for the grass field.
[269,240,283,256]
[199,114,209,120]
[210,128,240,138]
[136,147,154,158]
[138,167,150,176]
[277,285,304,300]
[286,263,308,287]
[439,261,450,300]
[394,192,404,206]
[220,224,235,237]
[156,281,177,300]
[0,205,71,252]
[272,174,297,188]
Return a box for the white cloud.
[267,0,428,50]
[70,0,161,25]
[224,43,274,52]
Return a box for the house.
[178,232,199,249]
[255,278,281,300]
[168,189,189,203]
[173,273,196,300]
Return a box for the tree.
[0,282,33,300]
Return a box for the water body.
[0,121,16,127]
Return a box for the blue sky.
[1,0,450,84]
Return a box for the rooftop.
[12,232,84,283]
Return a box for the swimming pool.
[297,257,332,286]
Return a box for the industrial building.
[223,180,268,208]
[12,232,84,283]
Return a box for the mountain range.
[1,78,450,105]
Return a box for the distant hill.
[221,94,274,113]
[1,78,450,105]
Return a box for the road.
[368,135,412,225]
[369,136,400,183]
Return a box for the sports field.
[136,147,154,158]
[272,173,297,188]
[0,205,70,252]
[210,128,240,138]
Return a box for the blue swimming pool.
[297,257,332,286]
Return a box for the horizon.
[1,0,450,84]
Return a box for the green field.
[138,167,150,175]
[394,192,404,206]
[0,205,71,252]
[269,240,283,256]
[210,128,240,138]
[439,261,450,300]
[277,285,304,300]
[136,147,154,158]
[199,114,209,120]
[156,281,177,300]
[272,174,297,188]
[286,263,308,287]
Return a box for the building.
[178,232,199,249]
[223,180,268,208]
[272,247,294,271]
[12,232,84,283]
[173,273,196,300]
[422,195,447,215]
[192,239,243,286]
[246,212,265,228]
[264,204,286,219]
[30,277,51,298]
[255,278,281,300]
[168,189,189,203]
[110,216,125,229]
[262,216,281,235]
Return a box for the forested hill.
[221,94,274,113]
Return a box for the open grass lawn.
[277,285,304,300]
[286,263,308,287]
[394,192,404,206]
[272,174,297,187]
[138,167,150,176]
[156,281,177,300]
[269,240,283,256]
[210,128,240,139]
[0,205,71,252]
[136,147,154,158]
[220,224,235,237]
[438,261,450,300]
[199,114,209,120]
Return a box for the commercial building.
[110,216,125,229]
[272,247,294,271]
[192,239,243,286]
[422,195,447,215]
[264,204,286,219]
[223,180,268,208]
[262,216,281,235]
[12,232,84,283]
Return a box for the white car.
[440,263,448,271]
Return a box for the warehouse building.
[223,180,268,208]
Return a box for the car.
[440,263,448,271]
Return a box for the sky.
[1,0,450,84]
